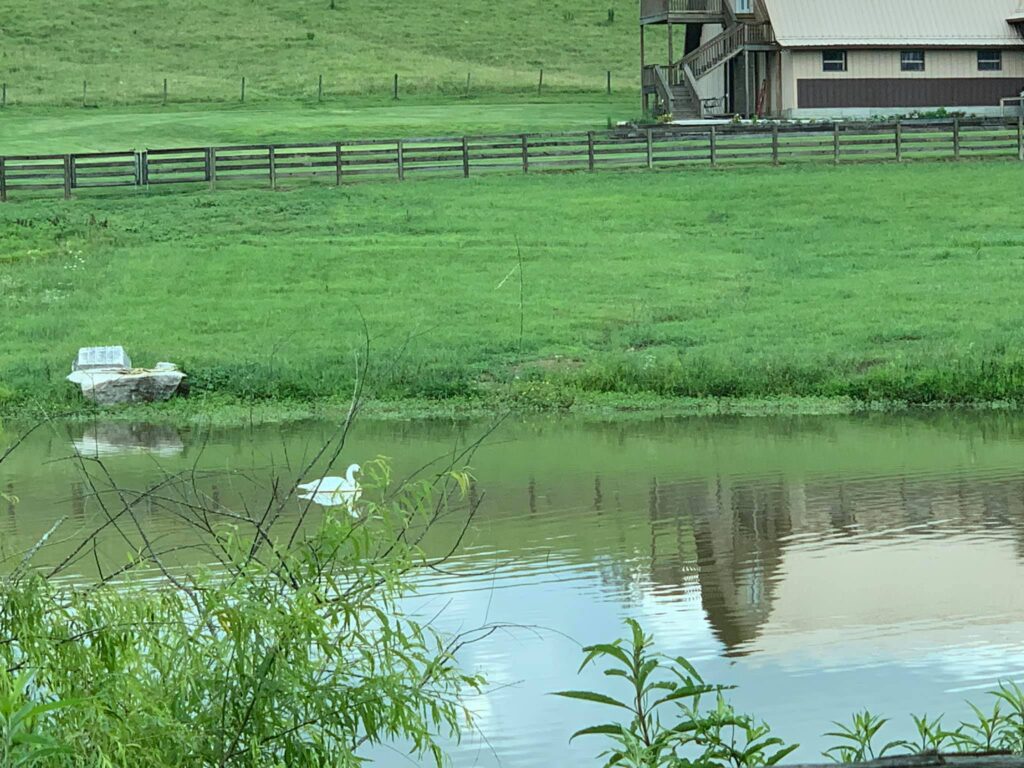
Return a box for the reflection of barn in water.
[639,472,1024,656]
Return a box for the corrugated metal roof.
[762,0,1024,48]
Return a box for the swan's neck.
[346,465,358,483]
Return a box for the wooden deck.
[640,0,726,25]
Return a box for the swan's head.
[347,463,362,477]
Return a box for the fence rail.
[2,118,1023,203]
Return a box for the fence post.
[269,146,277,189]
[587,131,595,171]
[140,151,149,187]
[318,74,324,102]
[709,125,717,166]
[335,142,343,186]
[0,157,6,202]
[393,74,399,100]
[646,128,654,169]
[538,69,543,95]
[607,70,612,95]
[895,119,903,162]
[461,137,470,178]
[396,139,404,180]
[771,123,779,165]
[952,118,960,160]
[240,77,246,103]
[163,78,168,106]
[521,135,529,173]
[1018,116,1023,161]
[833,122,840,164]
[1,83,6,108]
[82,81,87,108]
[207,147,216,189]
[63,155,73,199]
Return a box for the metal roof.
[762,0,1024,48]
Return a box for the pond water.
[2,413,1024,766]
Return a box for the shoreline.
[3,392,1021,428]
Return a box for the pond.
[2,413,1024,766]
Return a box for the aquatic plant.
[556,619,798,768]
[563,621,1024,768]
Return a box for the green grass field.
[0,97,634,155]
[3,161,1024,415]
[0,0,655,107]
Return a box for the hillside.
[0,0,650,107]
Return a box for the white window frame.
[978,50,1003,71]
[822,50,848,72]
[901,50,926,72]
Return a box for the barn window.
[901,50,926,71]
[978,50,1003,71]
[822,50,848,72]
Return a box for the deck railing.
[680,23,776,79]
[641,0,724,20]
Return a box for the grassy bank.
[3,162,1024,419]
[0,0,650,107]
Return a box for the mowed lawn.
[0,97,634,156]
[2,161,1024,409]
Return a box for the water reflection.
[2,414,1024,765]
[70,421,185,458]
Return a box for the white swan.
[298,463,362,515]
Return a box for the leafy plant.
[556,619,797,768]
[0,671,72,768]
[824,710,904,763]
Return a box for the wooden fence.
[2,117,1023,202]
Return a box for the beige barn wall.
[790,48,1024,80]
[778,48,1024,116]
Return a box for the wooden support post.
[771,123,779,165]
[538,69,544,95]
[269,146,277,189]
[895,119,903,162]
[140,151,149,187]
[1,83,6,108]
[393,73,399,100]
[335,142,343,185]
[207,147,216,189]
[667,21,674,67]
[1018,116,1023,161]
[462,137,470,177]
[953,117,961,160]
[466,72,472,96]
[709,125,717,166]
[639,26,646,113]
[0,157,7,202]
[646,128,654,168]
[240,77,246,103]
[396,139,405,180]
[607,70,612,95]
[82,81,87,108]
[833,122,840,164]
[63,155,73,199]
[587,131,595,171]
[521,134,529,173]
[133,152,142,186]
[318,74,324,102]
[163,78,168,106]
